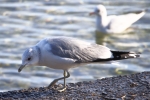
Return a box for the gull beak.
[18,64,26,72]
[89,12,96,16]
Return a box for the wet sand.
[0,71,150,100]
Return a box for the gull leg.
[56,70,68,92]
[48,70,70,92]
[62,70,66,89]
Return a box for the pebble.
[0,71,150,99]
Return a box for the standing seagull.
[18,37,140,92]
[90,4,145,33]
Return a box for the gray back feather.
[47,37,111,63]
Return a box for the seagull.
[90,4,146,33]
[18,36,140,92]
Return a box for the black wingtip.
[90,51,141,63]
[111,51,141,60]
[145,8,149,12]
[136,54,140,58]
[129,52,141,58]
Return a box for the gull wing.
[48,37,112,63]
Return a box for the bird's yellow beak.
[18,64,26,72]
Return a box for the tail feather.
[111,51,140,60]
[123,9,146,14]
[92,51,140,62]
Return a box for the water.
[0,0,150,92]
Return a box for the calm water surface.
[0,0,150,92]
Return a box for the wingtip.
[129,51,141,54]
[144,8,149,12]
[129,52,141,58]
[136,54,140,58]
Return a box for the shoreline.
[0,71,150,99]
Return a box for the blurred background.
[0,0,150,92]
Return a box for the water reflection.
[95,31,110,45]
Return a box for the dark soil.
[0,71,150,100]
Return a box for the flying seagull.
[18,36,140,92]
[90,4,145,33]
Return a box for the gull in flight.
[18,37,140,91]
[90,4,146,33]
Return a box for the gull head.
[18,47,39,72]
[90,4,107,17]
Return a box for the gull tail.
[144,8,149,12]
[92,51,140,62]
[123,9,146,14]
[110,51,140,60]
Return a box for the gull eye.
[27,57,31,61]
